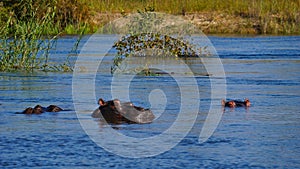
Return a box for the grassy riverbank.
[1,0,299,35]
[90,0,300,35]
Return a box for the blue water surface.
[0,36,300,168]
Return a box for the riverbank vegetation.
[1,0,299,35]
[0,0,81,71]
[0,0,299,72]
[89,0,299,35]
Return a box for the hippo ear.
[98,98,105,106]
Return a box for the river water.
[0,35,299,168]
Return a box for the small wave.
[219,53,300,59]
[205,137,231,144]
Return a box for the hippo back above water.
[92,98,155,124]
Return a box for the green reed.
[0,0,82,72]
[0,3,52,71]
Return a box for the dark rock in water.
[92,98,155,124]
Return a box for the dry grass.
[85,0,300,35]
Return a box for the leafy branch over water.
[112,33,199,73]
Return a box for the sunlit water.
[0,36,300,168]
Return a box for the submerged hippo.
[221,98,251,108]
[92,98,155,124]
[19,105,63,114]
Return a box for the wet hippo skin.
[20,105,63,114]
[92,98,155,124]
[221,98,251,108]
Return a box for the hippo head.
[113,99,155,124]
[93,98,124,123]
[112,99,125,114]
[221,99,236,108]
[98,98,117,111]
[46,105,63,112]
[94,98,155,124]
[22,105,44,114]
[33,105,44,114]
[228,101,236,107]
[22,107,34,114]
[244,98,251,107]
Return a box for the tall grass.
[0,0,82,72]
[0,0,92,35]
[0,2,55,71]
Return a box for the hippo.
[19,105,63,114]
[221,98,251,108]
[92,98,155,124]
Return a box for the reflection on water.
[0,36,300,167]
